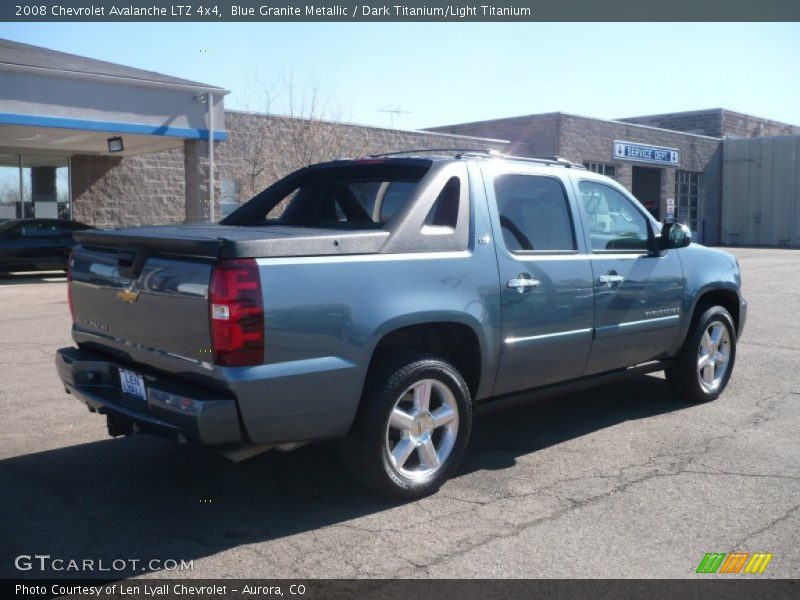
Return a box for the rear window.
[223,162,430,229]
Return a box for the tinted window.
[279,180,417,228]
[377,182,417,223]
[578,181,650,251]
[20,222,59,237]
[223,163,429,229]
[495,175,575,252]
[344,181,381,221]
[330,181,417,225]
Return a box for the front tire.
[666,305,737,403]
[347,353,472,500]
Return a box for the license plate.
[119,369,147,402]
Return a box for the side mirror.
[656,222,691,252]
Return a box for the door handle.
[598,273,625,287]
[507,274,540,293]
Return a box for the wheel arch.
[691,285,741,333]
[676,284,742,353]
[363,317,487,403]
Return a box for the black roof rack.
[367,148,585,169]
[367,148,499,158]
[459,152,586,169]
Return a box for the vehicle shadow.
[466,373,684,472]
[0,374,689,579]
[0,271,66,285]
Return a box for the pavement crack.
[683,469,800,481]
[731,504,800,549]
[744,341,800,353]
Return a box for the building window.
[583,162,616,178]
[675,170,701,232]
[0,154,70,221]
[219,178,240,219]
[0,154,20,220]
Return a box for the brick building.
[65,112,506,228]
[429,110,800,245]
[2,39,799,246]
[0,39,505,230]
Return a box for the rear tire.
[346,353,472,500]
[666,305,736,403]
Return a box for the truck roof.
[310,150,587,170]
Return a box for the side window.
[27,222,58,237]
[495,174,576,252]
[20,222,52,237]
[578,181,650,251]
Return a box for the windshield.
[221,162,430,229]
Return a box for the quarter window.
[579,181,650,252]
[424,177,460,228]
[495,175,576,252]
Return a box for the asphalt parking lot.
[0,247,798,579]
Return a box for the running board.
[475,360,672,416]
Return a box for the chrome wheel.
[697,321,731,393]
[384,378,459,480]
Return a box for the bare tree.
[235,71,279,199]
[235,71,360,204]
[282,74,363,168]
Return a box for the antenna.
[377,106,412,128]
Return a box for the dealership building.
[430,111,800,246]
[1,38,799,247]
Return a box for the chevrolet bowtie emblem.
[117,288,140,303]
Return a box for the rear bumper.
[55,346,243,446]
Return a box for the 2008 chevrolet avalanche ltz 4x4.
[56,151,746,499]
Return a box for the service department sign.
[614,140,680,166]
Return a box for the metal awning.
[0,38,228,157]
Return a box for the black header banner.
[2,0,800,22]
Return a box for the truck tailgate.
[70,244,214,368]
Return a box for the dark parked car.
[0,218,93,273]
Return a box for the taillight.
[67,248,76,324]
[209,259,264,366]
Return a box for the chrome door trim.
[595,314,680,338]
[505,328,593,345]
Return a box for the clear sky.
[1,22,799,129]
